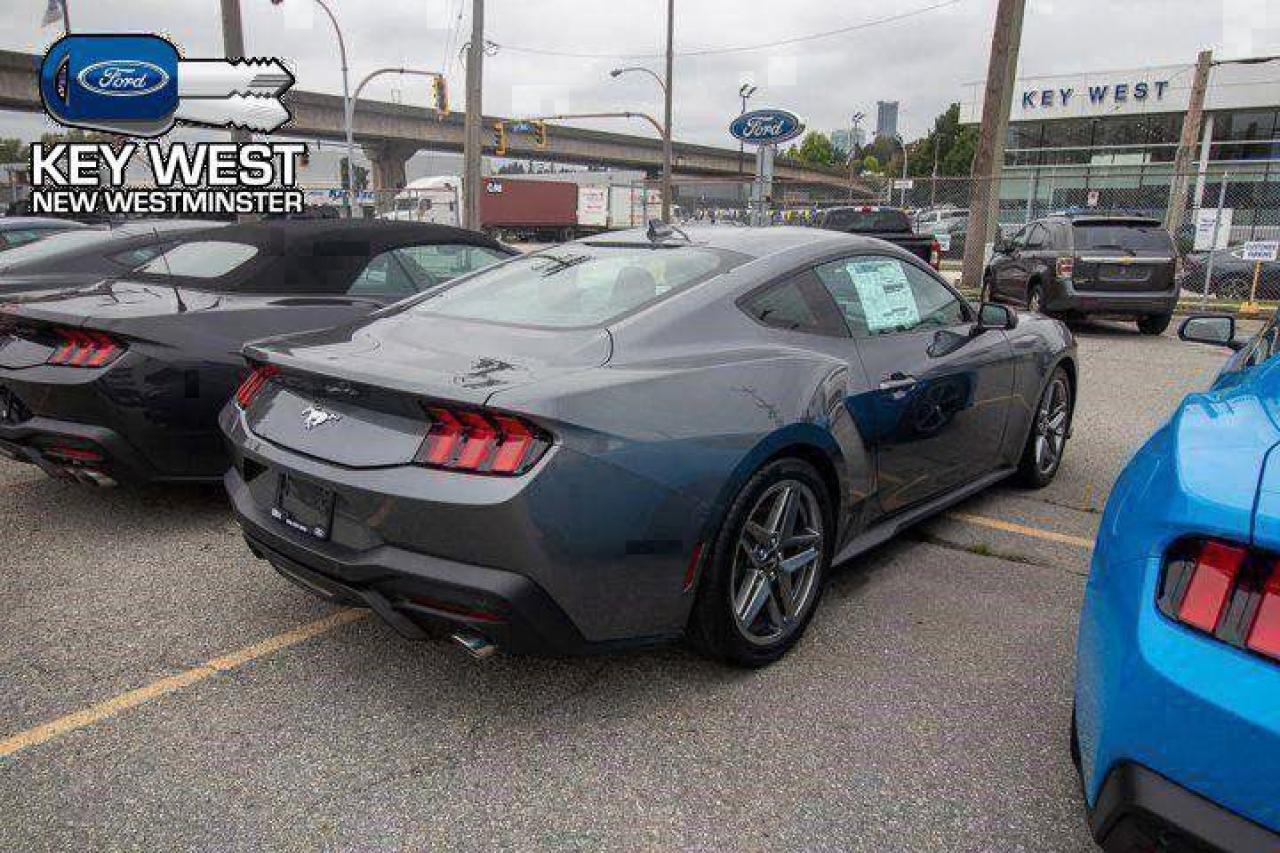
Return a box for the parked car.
[220,224,1076,665]
[0,220,221,295]
[0,216,90,251]
[983,214,1178,334]
[913,206,968,233]
[1073,312,1280,851]
[0,220,514,486]
[924,214,968,259]
[812,206,941,269]
[1177,245,1280,301]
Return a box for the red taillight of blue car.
[1159,538,1280,662]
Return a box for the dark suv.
[983,214,1178,334]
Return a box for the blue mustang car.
[1075,313,1280,851]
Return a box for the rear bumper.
[226,466,634,656]
[1044,279,1178,316]
[0,415,153,484]
[1089,762,1280,853]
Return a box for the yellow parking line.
[946,511,1095,550]
[0,608,368,760]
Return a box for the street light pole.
[609,61,672,222]
[662,0,674,222]
[737,83,757,176]
[272,0,355,215]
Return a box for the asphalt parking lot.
[0,318,1245,851]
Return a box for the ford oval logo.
[76,59,170,98]
[729,109,805,145]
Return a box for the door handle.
[879,373,918,392]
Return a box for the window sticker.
[845,258,918,332]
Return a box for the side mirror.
[976,302,1017,333]
[1179,314,1241,351]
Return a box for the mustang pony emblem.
[301,406,341,430]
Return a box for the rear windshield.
[137,240,260,279]
[821,208,911,232]
[1073,222,1173,253]
[411,243,744,328]
[0,228,111,272]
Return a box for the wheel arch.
[695,423,848,570]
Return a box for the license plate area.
[271,473,335,541]
[1100,263,1150,282]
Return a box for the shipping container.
[479,177,578,241]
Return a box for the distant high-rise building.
[875,101,900,139]
[830,129,853,158]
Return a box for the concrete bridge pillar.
[362,141,420,212]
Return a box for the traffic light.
[534,120,547,149]
[492,121,507,156]
[431,76,449,114]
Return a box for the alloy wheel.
[729,480,824,646]
[1034,376,1070,476]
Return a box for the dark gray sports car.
[221,223,1077,666]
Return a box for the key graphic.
[40,34,295,137]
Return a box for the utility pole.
[661,0,674,222]
[463,0,485,230]
[220,0,254,221]
[960,0,1026,293]
[1165,50,1213,234]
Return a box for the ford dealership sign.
[729,109,804,145]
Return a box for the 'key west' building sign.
[1020,79,1171,111]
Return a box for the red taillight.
[1176,541,1246,632]
[1160,539,1280,666]
[1055,256,1075,279]
[1247,570,1280,661]
[47,329,123,368]
[234,364,279,410]
[929,239,941,270]
[415,404,548,476]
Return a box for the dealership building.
[959,57,1279,228]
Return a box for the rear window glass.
[0,229,111,272]
[137,241,259,279]
[412,244,742,328]
[822,209,911,232]
[1073,223,1173,253]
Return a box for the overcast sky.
[0,0,1275,150]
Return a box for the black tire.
[687,457,834,667]
[1070,705,1082,770]
[1136,313,1172,336]
[1015,366,1073,488]
[1027,281,1045,314]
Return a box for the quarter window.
[815,255,967,337]
[740,273,839,334]
[137,241,259,279]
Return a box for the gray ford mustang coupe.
[221,224,1076,666]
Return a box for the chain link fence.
[2,166,1276,304]
[671,167,1280,304]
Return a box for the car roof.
[581,224,874,260]
[0,217,89,230]
[1044,212,1163,226]
[187,218,507,254]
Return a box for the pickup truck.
[812,205,941,269]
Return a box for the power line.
[489,0,963,60]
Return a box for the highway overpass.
[0,49,855,195]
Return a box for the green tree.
[902,103,976,177]
[796,131,837,167]
[861,154,881,174]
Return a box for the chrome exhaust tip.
[451,629,496,660]
[78,470,117,488]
